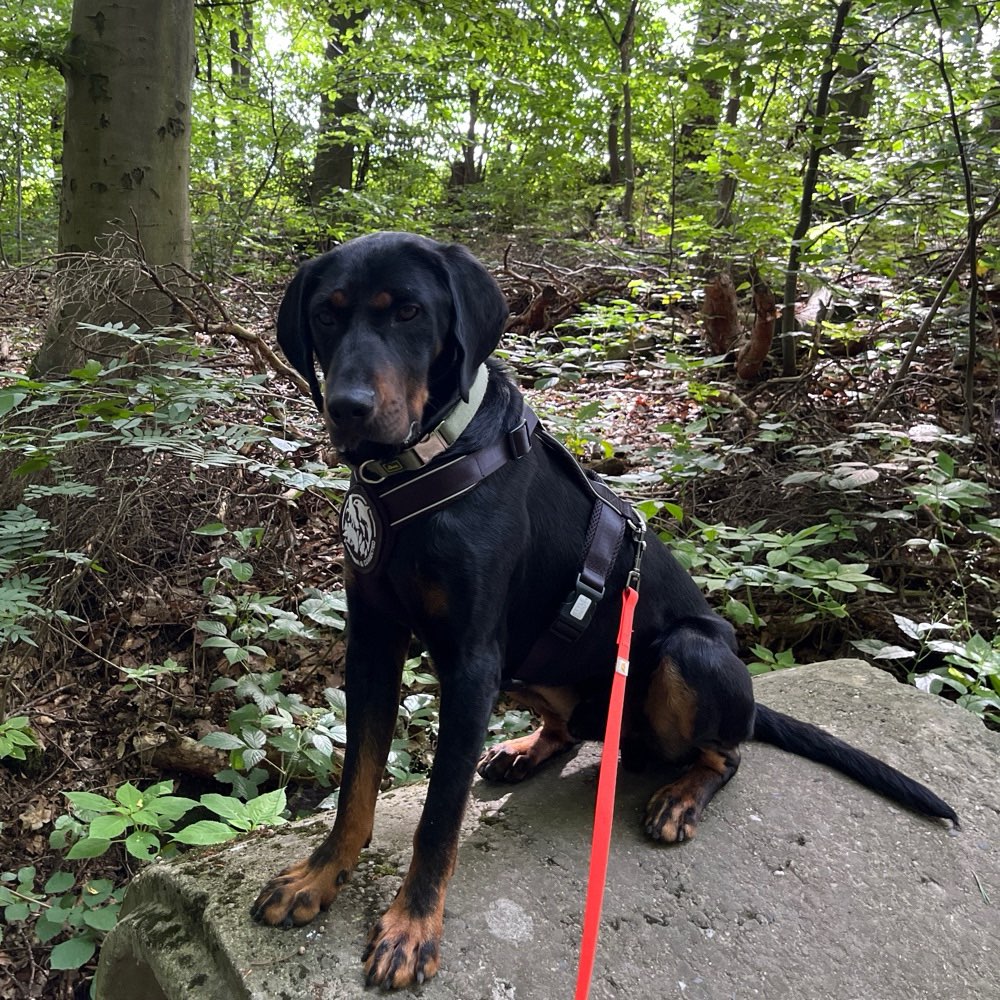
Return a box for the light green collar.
[357,364,489,482]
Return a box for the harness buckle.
[552,575,605,642]
[506,419,532,460]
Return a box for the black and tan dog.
[251,232,957,989]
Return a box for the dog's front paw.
[250,859,342,928]
[363,904,443,989]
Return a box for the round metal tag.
[340,485,383,573]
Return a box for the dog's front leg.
[251,606,409,928]
[363,643,500,989]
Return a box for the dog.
[251,232,958,990]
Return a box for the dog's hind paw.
[477,727,575,783]
[644,785,701,842]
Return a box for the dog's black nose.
[327,387,376,426]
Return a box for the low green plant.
[0,866,122,970]
[656,516,890,628]
[0,715,38,761]
[914,633,1000,723]
[204,674,347,788]
[0,781,288,972]
[853,615,1000,725]
[746,644,800,675]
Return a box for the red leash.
[573,580,641,1000]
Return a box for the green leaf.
[35,913,66,942]
[66,838,112,860]
[0,390,28,417]
[197,618,229,637]
[200,731,246,751]
[202,635,238,648]
[148,795,199,821]
[198,794,249,824]
[114,783,144,810]
[81,879,114,906]
[171,820,238,846]
[44,871,76,894]
[82,906,119,932]
[240,727,267,749]
[88,814,129,840]
[124,831,161,861]
[245,788,287,828]
[65,791,116,813]
[193,522,228,536]
[49,935,97,970]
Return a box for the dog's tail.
[753,703,959,826]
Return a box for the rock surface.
[94,660,999,999]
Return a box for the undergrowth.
[1,299,998,992]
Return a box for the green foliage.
[0,329,348,653]
[1,779,287,970]
[61,781,200,863]
[856,615,1000,725]
[658,517,891,628]
[746,645,801,676]
[8,1,995,274]
[205,674,347,788]
[0,866,122,969]
[0,715,38,761]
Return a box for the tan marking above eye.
[330,289,348,307]
[369,291,393,310]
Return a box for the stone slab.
[94,660,999,1000]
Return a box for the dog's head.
[276,232,508,460]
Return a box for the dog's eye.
[314,306,337,327]
[396,304,420,322]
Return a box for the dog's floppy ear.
[439,243,509,401]
[276,259,324,411]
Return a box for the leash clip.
[626,514,647,593]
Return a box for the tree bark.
[35,0,194,375]
[780,0,852,376]
[309,6,366,202]
[618,1,638,226]
[607,101,621,184]
[448,85,483,188]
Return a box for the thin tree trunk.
[619,1,638,226]
[608,101,621,184]
[309,6,365,202]
[780,0,852,376]
[713,54,745,228]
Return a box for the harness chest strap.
[340,399,640,680]
[339,405,539,574]
[366,408,538,528]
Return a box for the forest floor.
[0,245,998,998]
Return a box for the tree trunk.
[618,1,638,226]
[830,58,875,214]
[448,85,483,188]
[678,1,729,160]
[607,101,621,184]
[713,55,745,229]
[35,0,194,375]
[309,7,365,203]
[780,0,852,376]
